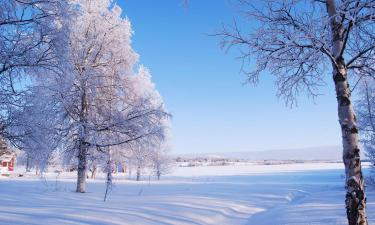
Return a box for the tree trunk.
[334,61,367,225]
[104,147,113,201]
[326,1,368,224]
[76,82,89,193]
[122,162,126,173]
[156,164,161,180]
[26,154,31,172]
[114,162,118,174]
[91,164,97,179]
[76,140,88,193]
[136,166,141,181]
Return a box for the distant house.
[0,139,15,176]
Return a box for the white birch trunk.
[26,154,31,172]
[157,170,161,181]
[91,164,97,179]
[76,88,89,193]
[104,147,113,201]
[136,166,141,181]
[76,141,88,193]
[326,1,368,224]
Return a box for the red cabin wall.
[0,157,15,172]
[8,158,14,171]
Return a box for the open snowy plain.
[0,162,374,225]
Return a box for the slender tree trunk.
[104,147,113,201]
[26,154,30,172]
[157,164,161,180]
[114,162,118,174]
[122,162,126,173]
[91,164,97,179]
[76,83,89,193]
[76,141,88,193]
[334,61,367,225]
[136,166,141,181]
[326,1,368,224]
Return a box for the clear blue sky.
[119,0,341,154]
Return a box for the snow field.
[0,162,374,225]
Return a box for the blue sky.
[119,0,341,154]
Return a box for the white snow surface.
[0,162,374,225]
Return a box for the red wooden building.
[0,138,15,175]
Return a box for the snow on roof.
[0,151,15,162]
[0,156,13,162]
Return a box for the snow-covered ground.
[0,162,374,225]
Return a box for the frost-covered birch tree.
[215,0,375,224]
[0,0,66,141]
[52,0,133,193]
[43,0,169,193]
[9,84,64,172]
[2,0,170,194]
[356,79,375,172]
[0,0,63,74]
[150,147,173,180]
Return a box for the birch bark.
[326,1,368,224]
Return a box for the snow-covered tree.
[0,0,63,75]
[150,147,173,180]
[87,149,106,179]
[356,79,375,171]
[6,0,170,194]
[215,1,375,224]
[0,0,67,141]
[110,145,130,174]
[1,0,69,174]
[46,0,152,192]
[130,145,151,181]
[8,84,64,172]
